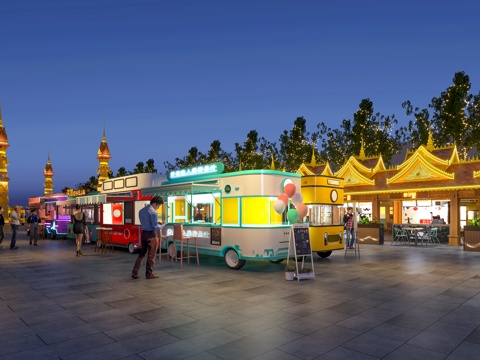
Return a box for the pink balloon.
[296,203,308,218]
[284,183,296,198]
[292,192,303,206]
[278,194,289,207]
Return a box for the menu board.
[210,227,221,246]
[293,225,312,256]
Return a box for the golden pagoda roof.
[343,143,480,195]
[97,127,112,159]
[0,106,9,146]
[297,162,334,177]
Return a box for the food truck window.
[223,198,239,225]
[124,202,133,224]
[82,205,97,224]
[308,205,343,226]
[242,197,271,225]
[134,200,150,225]
[103,203,124,225]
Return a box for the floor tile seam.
[340,318,423,357]
[405,329,470,356]
[45,332,120,358]
[383,342,445,359]
[183,327,243,348]
[79,310,136,324]
[340,342,391,359]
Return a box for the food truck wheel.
[317,251,332,258]
[128,242,136,254]
[269,259,285,264]
[224,249,246,270]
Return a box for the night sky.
[2,0,479,206]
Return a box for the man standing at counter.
[131,196,164,280]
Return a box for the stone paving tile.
[37,323,101,345]
[2,234,480,359]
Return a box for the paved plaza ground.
[1,231,480,359]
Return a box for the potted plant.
[464,217,480,251]
[285,262,296,281]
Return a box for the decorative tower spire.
[270,152,275,170]
[43,153,54,195]
[0,103,10,213]
[358,140,367,160]
[310,145,317,166]
[97,126,112,191]
[426,131,435,151]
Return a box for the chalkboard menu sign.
[210,227,221,246]
[293,225,312,256]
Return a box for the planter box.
[357,224,384,245]
[464,226,480,252]
[296,272,315,280]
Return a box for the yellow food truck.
[300,175,345,257]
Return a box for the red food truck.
[94,173,166,253]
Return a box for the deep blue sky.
[1,0,479,206]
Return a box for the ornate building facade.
[0,106,9,213]
[44,154,54,195]
[96,128,112,191]
[298,135,480,246]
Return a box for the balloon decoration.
[292,192,303,206]
[296,203,308,218]
[287,209,299,224]
[284,183,296,198]
[273,199,286,214]
[278,194,289,207]
[273,178,309,224]
[280,178,293,193]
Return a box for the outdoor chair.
[429,227,440,245]
[173,224,199,269]
[392,227,409,245]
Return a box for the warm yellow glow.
[242,197,269,225]
[223,198,239,224]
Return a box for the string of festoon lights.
[273,181,308,223]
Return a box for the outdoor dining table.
[403,227,424,246]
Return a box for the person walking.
[343,206,355,249]
[0,206,5,246]
[72,204,86,256]
[9,205,20,250]
[131,196,164,280]
[28,209,41,246]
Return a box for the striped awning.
[76,194,107,205]
[142,181,220,197]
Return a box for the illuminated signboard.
[66,188,86,197]
[167,162,225,180]
[403,192,417,199]
[327,179,341,186]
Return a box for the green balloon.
[287,209,299,224]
